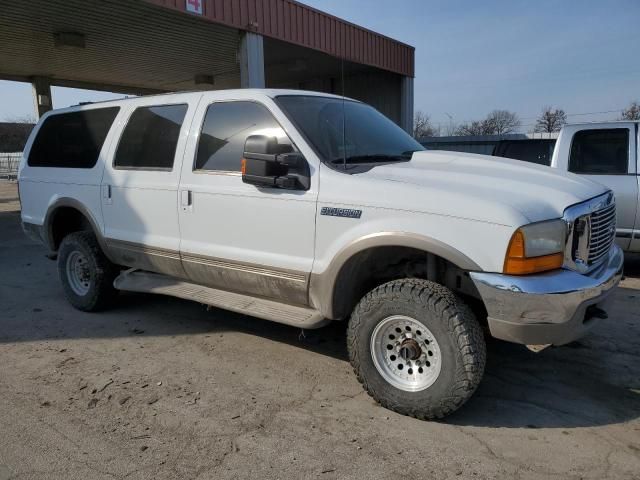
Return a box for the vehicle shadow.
[2,209,639,429]
[448,326,640,428]
[449,254,640,427]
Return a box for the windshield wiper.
[330,154,411,164]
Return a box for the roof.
[43,89,359,115]
[566,120,640,126]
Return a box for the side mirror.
[241,135,310,190]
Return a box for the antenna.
[341,55,347,170]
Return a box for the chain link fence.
[0,153,21,181]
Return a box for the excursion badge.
[320,207,362,219]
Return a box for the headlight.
[503,219,566,275]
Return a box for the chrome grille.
[563,192,616,274]
[588,203,616,265]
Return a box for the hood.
[351,150,608,225]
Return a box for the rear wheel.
[347,278,486,420]
[58,232,118,311]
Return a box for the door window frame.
[191,99,300,176]
[568,126,636,176]
[112,102,189,172]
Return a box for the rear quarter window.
[27,107,120,168]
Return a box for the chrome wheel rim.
[370,315,442,392]
[66,251,91,296]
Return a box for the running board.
[114,270,329,329]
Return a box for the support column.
[239,32,265,88]
[400,76,414,135]
[31,76,52,118]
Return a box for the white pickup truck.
[552,122,639,252]
[18,90,623,420]
[494,121,639,252]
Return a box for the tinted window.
[195,102,290,172]
[28,107,119,168]
[493,140,555,166]
[114,104,187,170]
[569,129,628,174]
[276,95,424,164]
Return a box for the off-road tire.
[57,231,118,312]
[347,278,486,420]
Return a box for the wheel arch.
[43,198,111,259]
[309,232,481,320]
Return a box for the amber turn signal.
[504,229,563,275]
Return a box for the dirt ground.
[1,181,639,480]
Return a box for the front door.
[177,96,318,305]
[101,95,198,277]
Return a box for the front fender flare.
[308,231,481,319]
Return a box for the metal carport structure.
[0,0,415,131]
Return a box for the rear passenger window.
[114,104,187,170]
[27,107,119,168]
[195,101,291,172]
[569,129,629,175]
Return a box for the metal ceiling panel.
[0,0,242,92]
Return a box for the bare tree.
[455,120,488,136]
[2,113,37,124]
[534,106,567,133]
[413,110,439,138]
[483,110,521,135]
[454,110,520,136]
[620,101,640,120]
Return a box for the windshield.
[276,95,424,165]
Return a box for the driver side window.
[194,101,291,172]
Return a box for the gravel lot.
[1,181,639,479]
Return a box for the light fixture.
[194,74,215,86]
[53,32,86,49]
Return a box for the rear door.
[555,123,638,250]
[101,94,199,276]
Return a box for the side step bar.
[114,270,330,329]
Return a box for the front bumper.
[469,245,624,346]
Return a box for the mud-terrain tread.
[347,278,486,420]
[57,231,118,312]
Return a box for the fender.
[308,231,482,319]
[42,197,116,263]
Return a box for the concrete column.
[400,76,414,134]
[239,32,265,88]
[31,76,52,118]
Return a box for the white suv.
[18,89,623,419]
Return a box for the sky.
[1,0,639,132]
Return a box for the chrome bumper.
[470,245,624,346]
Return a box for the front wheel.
[347,278,486,420]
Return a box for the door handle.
[103,184,112,205]
[181,189,193,210]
